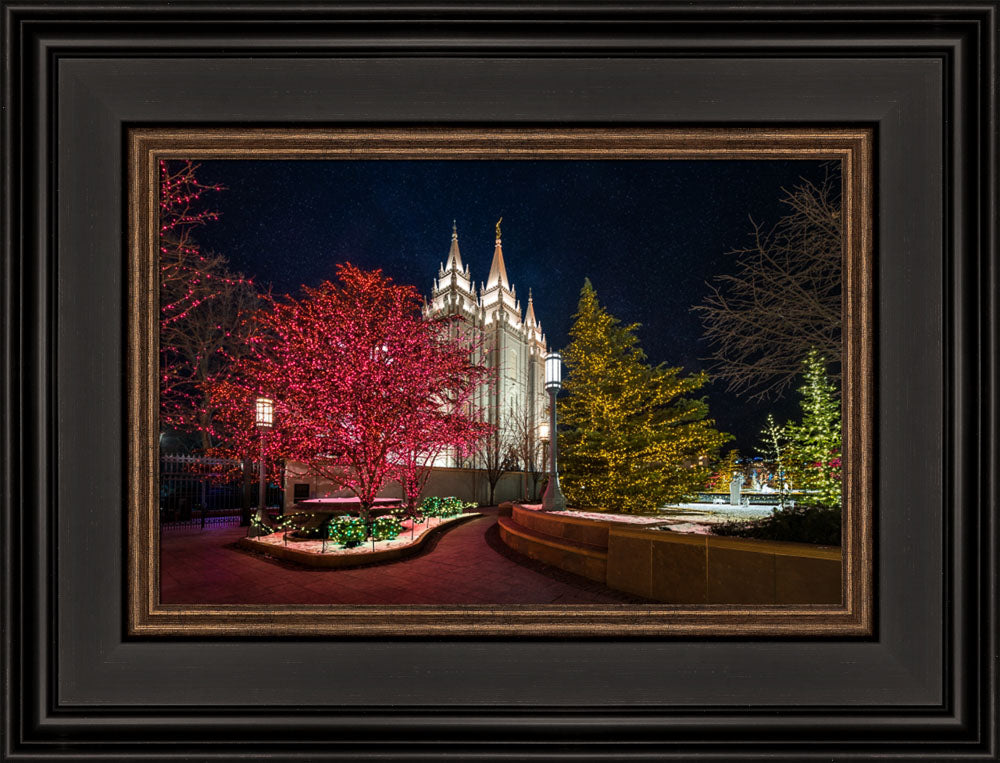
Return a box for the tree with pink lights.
[209,264,492,523]
[393,408,486,518]
[159,160,260,451]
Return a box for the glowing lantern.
[255,397,274,429]
[545,351,562,391]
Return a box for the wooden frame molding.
[128,127,874,637]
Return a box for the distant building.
[423,221,549,468]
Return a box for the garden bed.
[239,513,478,569]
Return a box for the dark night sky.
[190,159,829,451]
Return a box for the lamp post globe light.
[251,397,274,537]
[541,352,567,512]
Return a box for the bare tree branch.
[507,401,547,501]
[692,165,842,400]
[471,419,520,507]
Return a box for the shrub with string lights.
[371,515,403,541]
[328,516,368,548]
[419,496,446,518]
[419,496,474,519]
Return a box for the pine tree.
[784,349,841,508]
[560,280,730,513]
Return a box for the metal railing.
[159,454,283,530]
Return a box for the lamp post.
[541,352,567,511]
[251,396,274,537]
[537,420,550,502]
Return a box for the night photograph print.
[157,155,844,608]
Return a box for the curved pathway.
[160,509,639,605]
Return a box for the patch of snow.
[658,522,714,535]
[659,502,776,522]
[517,504,669,525]
[516,501,779,535]
[551,510,668,525]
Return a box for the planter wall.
[501,504,842,605]
[239,514,475,569]
[606,527,841,605]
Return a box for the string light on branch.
[159,159,262,459]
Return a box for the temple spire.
[445,220,463,272]
[486,219,510,290]
[525,288,537,325]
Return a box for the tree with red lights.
[209,264,492,523]
[159,160,260,451]
[159,160,225,327]
[393,405,485,517]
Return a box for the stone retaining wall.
[501,505,842,605]
[606,526,841,604]
[498,518,607,582]
[510,507,611,549]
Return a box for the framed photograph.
[129,128,872,637]
[3,2,996,760]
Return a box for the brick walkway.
[160,509,640,605]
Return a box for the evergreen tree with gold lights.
[559,279,730,513]
[784,349,841,509]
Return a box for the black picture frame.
[2,2,996,760]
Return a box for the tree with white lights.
[784,349,841,509]
[757,414,792,508]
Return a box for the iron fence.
[159,454,283,529]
